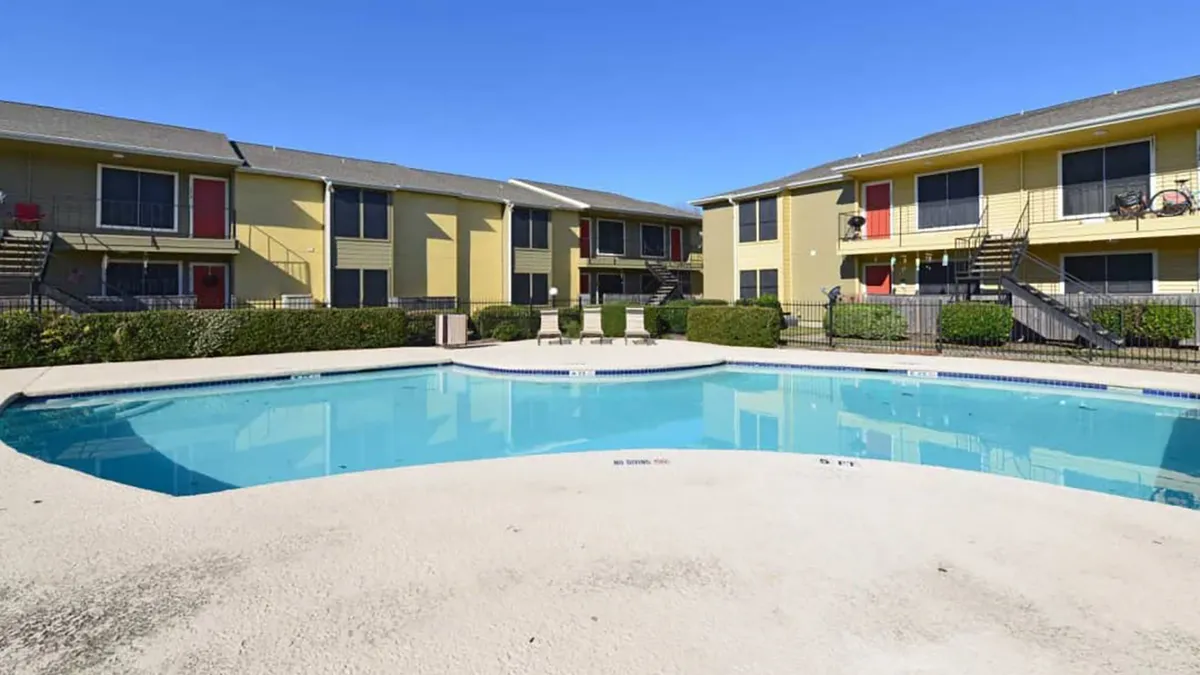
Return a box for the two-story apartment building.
[508,180,703,303]
[0,101,698,310]
[0,102,241,310]
[696,75,1200,317]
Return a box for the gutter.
[832,97,1200,172]
[690,174,846,207]
[502,199,513,302]
[322,178,333,304]
[728,197,738,301]
[0,130,243,165]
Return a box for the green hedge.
[0,308,426,368]
[472,305,538,341]
[598,303,664,338]
[939,302,1013,345]
[826,303,907,341]
[656,299,728,335]
[1092,303,1196,345]
[737,294,785,333]
[686,306,779,348]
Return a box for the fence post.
[825,299,836,349]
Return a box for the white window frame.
[639,223,666,259]
[913,164,984,232]
[187,175,231,239]
[595,219,626,256]
[859,179,895,240]
[1059,249,1158,295]
[96,164,180,233]
[100,256,185,297]
[1056,137,1156,221]
[187,261,231,306]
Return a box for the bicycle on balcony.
[1112,178,1196,219]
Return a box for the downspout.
[727,196,738,301]
[322,178,333,304]
[502,199,513,303]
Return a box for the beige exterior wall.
[393,191,457,297]
[551,209,580,300]
[457,198,505,303]
[234,173,326,301]
[0,138,234,239]
[787,181,856,302]
[701,203,734,301]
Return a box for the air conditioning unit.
[435,314,468,347]
[280,294,314,309]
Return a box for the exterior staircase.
[0,230,54,304]
[645,260,682,305]
[956,209,1122,350]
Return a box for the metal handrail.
[1017,250,1122,306]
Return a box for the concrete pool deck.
[3,343,1200,674]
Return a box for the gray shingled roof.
[234,143,577,210]
[694,74,1200,205]
[514,179,699,221]
[691,158,850,205]
[0,100,241,163]
[837,74,1200,169]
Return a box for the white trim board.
[913,164,985,233]
[506,179,591,209]
[595,218,626,256]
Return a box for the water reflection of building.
[702,368,1200,508]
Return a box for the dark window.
[105,262,179,296]
[917,261,979,296]
[640,273,658,294]
[1061,141,1151,217]
[641,224,665,257]
[680,271,692,295]
[512,208,549,249]
[739,270,758,299]
[332,188,361,238]
[512,273,531,304]
[512,208,531,248]
[362,269,389,306]
[530,210,549,249]
[530,273,549,305]
[917,167,980,229]
[597,220,624,255]
[758,198,777,240]
[738,201,757,242]
[333,269,361,307]
[1063,253,1153,294]
[598,273,623,297]
[362,191,389,240]
[100,167,176,231]
[758,269,778,298]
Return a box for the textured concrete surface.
[3,343,1200,673]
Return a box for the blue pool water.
[2,366,1199,506]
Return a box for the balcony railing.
[1,194,233,238]
[582,252,703,270]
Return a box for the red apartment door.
[864,183,891,239]
[670,227,683,261]
[192,265,227,309]
[579,218,591,258]
[579,272,590,299]
[192,178,228,239]
[864,265,891,295]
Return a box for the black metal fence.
[783,295,1200,370]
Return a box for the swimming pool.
[2,365,1198,506]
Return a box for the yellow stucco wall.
[551,209,579,300]
[457,198,505,302]
[701,204,734,301]
[234,173,326,302]
[393,191,458,297]
[788,181,856,302]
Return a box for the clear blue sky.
[6,0,1197,208]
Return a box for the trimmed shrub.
[491,321,524,342]
[404,312,438,346]
[557,307,582,338]
[600,303,628,337]
[473,305,537,340]
[737,294,785,332]
[658,299,727,335]
[0,312,45,368]
[686,306,779,348]
[939,302,1013,346]
[0,307,421,368]
[826,303,907,341]
[1092,303,1195,346]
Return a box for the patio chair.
[624,306,653,345]
[536,309,564,345]
[579,306,605,344]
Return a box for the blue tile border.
[934,370,1108,391]
[1142,388,1200,400]
[453,362,718,378]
